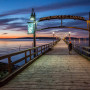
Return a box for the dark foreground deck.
[0,40,90,90]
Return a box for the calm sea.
[0,39,53,57]
[70,39,89,47]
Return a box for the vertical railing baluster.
[44,45,45,52]
[48,45,49,49]
[48,44,49,50]
[49,44,50,49]
[34,48,36,58]
[30,49,31,60]
[46,45,48,51]
[37,47,38,56]
[8,56,12,74]
[46,44,48,51]
[45,45,46,51]
[42,46,43,53]
[46,45,47,51]
[41,46,42,54]
[25,51,27,63]
[51,43,52,47]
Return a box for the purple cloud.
[0,17,28,32]
[0,0,90,17]
[0,18,19,25]
[3,22,27,31]
[2,33,8,35]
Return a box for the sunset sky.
[0,0,90,38]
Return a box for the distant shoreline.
[0,37,57,39]
[0,37,88,39]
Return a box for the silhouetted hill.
[0,37,58,39]
[16,37,57,39]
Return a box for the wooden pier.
[0,40,90,90]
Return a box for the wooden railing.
[0,39,60,80]
[64,40,90,60]
[74,45,90,59]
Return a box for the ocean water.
[67,39,89,47]
[0,39,53,57]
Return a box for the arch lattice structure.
[37,15,88,31]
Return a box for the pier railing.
[0,39,60,84]
[64,40,90,60]
[74,45,90,60]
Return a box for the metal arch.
[37,26,88,31]
[37,15,88,31]
[39,15,87,22]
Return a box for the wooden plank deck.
[0,40,90,90]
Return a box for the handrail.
[0,39,60,80]
[64,40,90,60]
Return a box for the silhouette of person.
[68,41,72,54]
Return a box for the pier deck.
[0,40,90,90]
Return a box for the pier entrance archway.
[37,15,88,31]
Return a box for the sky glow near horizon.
[0,0,90,38]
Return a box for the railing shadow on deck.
[0,39,60,87]
[64,40,90,60]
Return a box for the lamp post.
[69,32,71,41]
[79,38,80,44]
[31,9,36,48]
[74,39,75,46]
[87,12,90,47]
[88,12,90,47]
[28,8,36,57]
[53,32,55,44]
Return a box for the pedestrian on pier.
[68,41,72,54]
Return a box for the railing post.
[44,45,45,52]
[30,49,31,60]
[8,56,12,74]
[47,44,48,51]
[50,43,51,48]
[25,51,27,63]
[37,47,38,56]
[41,46,42,54]
[46,44,48,51]
[52,43,53,47]
[34,48,36,58]
[46,45,47,51]
[48,44,49,50]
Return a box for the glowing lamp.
[53,32,55,34]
